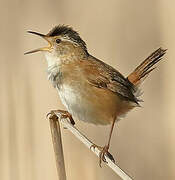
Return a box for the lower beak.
[24,31,52,55]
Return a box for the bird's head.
[25,25,88,62]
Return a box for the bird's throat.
[44,52,62,67]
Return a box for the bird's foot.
[90,144,115,167]
[46,110,75,125]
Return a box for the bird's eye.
[56,39,61,44]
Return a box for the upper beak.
[24,31,52,55]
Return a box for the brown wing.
[82,55,139,104]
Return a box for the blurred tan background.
[0,0,174,179]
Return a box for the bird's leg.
[90,118,116,167]
[47,109,75,125]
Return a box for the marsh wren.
[25,25,166,166]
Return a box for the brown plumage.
[26,25,167,166]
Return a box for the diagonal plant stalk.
[49,112,133,180]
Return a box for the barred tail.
[127,48,167,86]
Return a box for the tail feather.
[127,48,167,86]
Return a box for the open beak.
[24,31,52,55]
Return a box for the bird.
[25,25,166,166]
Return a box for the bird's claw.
[90,144,115,167]
[46,110,75,125]
[46,111,58,121]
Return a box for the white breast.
[57,83,95,123]
[57,84,80,113]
